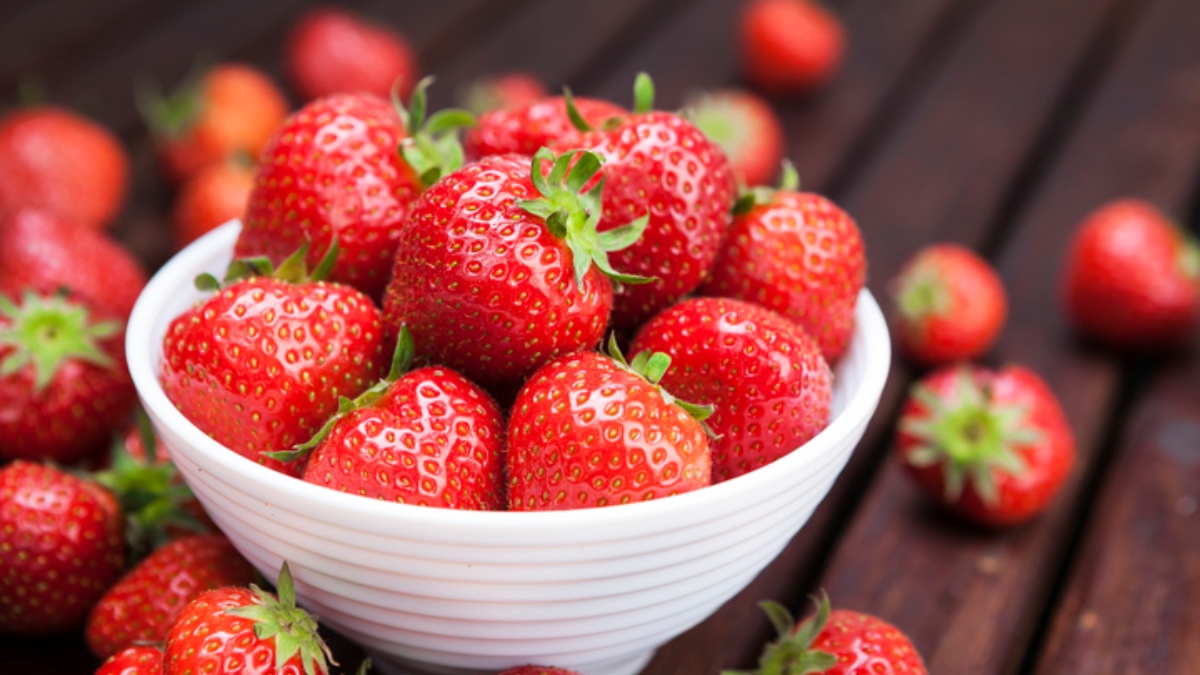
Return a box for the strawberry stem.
[608,335,717,434]
[721,594,838,675]
[0,291,119,392]
[225,562,334,675]
[393,76,475,188]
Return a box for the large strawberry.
[96,645,164,675]
[632,297,832,482]
[285,6,418,102]
[701,165,865,362]
[897,364,1075,526]
[740,0,845,95]
[571,75,738,330]
[0,290,136,463]
[0,461,126,634]
[507,338,712,511]
[160,245,387,477]
[383,149,646,390]
[464,93,625,160]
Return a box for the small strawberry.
[897,364,1075,527]
[463,93,626,160]
[383,149,647,390]
[507,337,713,511]
[160,244,387,477]
[285,6,418,102]
[86,534,257,658]
[0,461,126,634]
[701,164,865,362]
[740,0,845,95]
[0,290,136,463]
[172,157,255,250]
[1062,199,1200,349]
[498,668,583,675]
[728,593,927,675]
[686,88,785,188]
[0,105,129,230]
[164,562,332,675]
[140,63,289,182]
[891,244,1007,366]
[632,297,832,482]
[96,645,164,675]
[460,71,548,115]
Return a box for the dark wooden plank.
[810,0,1200,671]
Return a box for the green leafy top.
[605,334,716,436]
[135,60,209,138]
[564,71,654,133]
[0,290,120,392]
[721,594,838,675]
[194,239,340,292]
[225,562,334,675]
[393,76,475,188]
[733,160,801,216]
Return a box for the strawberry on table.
[95,645,164,675]
[897,364,1075,527]
[686,88,785,188]
[740,0,845,95]
[285,6,418,102]
[460,71,548,115]
[463,92,625,160]
[171,157,255,250]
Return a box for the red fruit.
[686,88,785,188]
[461,71,548,115]
[1062,199,1200,349]
[285,6,418,102]
[0,209,148,319]
[143,63,289,182]
[464,95,626,160]
[507,343,712,511]
[172,159,255,250]
[897,364,1075,526]
[0,461,126,634]
[632,298,832,482]
[0,290,136,463]
[891,244,1007,366]
[701,173,865,362]
[498,668,583,675]
[86,534,258,658]
[160,249,387,476]
[165,563,331,675]
[96,645,165,675]
[0,106,129,230]
[740,0,845,95]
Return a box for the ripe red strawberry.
[632,297,832,482]
[172,158,255,250]
[686,88,785,188]
[283,329,506,509]
[384,149,646,390]
[498,668,582,675]
[464,94,626,160]
[285,6,418,102]
[740,0,845,95]
[460,71,548,115]
[160,246,387,477]
[891,244,1007,366]
[0,209,148,319]
[897,364,1075,526]
[701,166,865,362]
[572,75,738,330]
[165,563,332,675]
[141,63,289,182]
[86,534,257,658]
[0,461,126,634]
[733,594,927,674]
[0,290,136,463]
[1062,199,1200,349]
[507,339,712,511]
[96,645,165,675]
[0,106,129,231]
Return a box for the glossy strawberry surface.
[96,645,165,675]
[464,95,625,160]
[805,609,927,675]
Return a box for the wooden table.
[3,0,1199,672]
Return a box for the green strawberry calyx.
[225,562,334,675]
[393,76,475,188]
[564,71,653,133]
[517,147,652,287]
[721,594,838,675]
[195,238,340,292]
[606,334,717,437]
[893,257,951,325]
[0,290,120,392]
[732,160,800,216]
[135,60,208,138]
[900,368,1043,504]
[1177,230,1200,282]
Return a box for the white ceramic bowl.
[127,221,891,675]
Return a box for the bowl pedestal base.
[367,648,656,675]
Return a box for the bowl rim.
[127,220,891,532]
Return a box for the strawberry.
[0,461,126,634]
[686,88,785,188]
[701,165,865,362]
[0,105,129,230]
[740,0,845,95]
[0,290,136,463]
[732,593,927,675]
[164,562,332,675]
[96,645,164,675]
[160,245,387,477]
[498,668,582,675]
[86,534,257,658]
[897,364,1075,527]
[891,244,1007,366]
[172,157,255,250]
[140,63,289,182]
[463,94,625,160]
[631,297,832,482]
[1062,199,1200,349]
[285,6,418,102]
[507,338,713,511]
[460,71,548,115]
[278,328,506,509]
[571,75,738,330]
[0,208,148,319]
[383,149,646,390]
